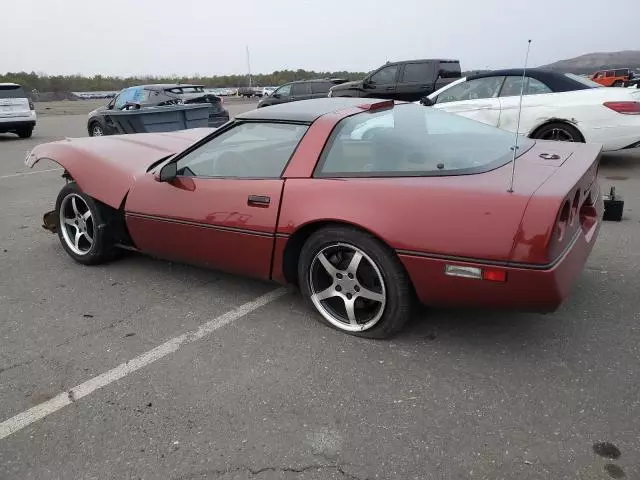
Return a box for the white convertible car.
[417,69,640,152]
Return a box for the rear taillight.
[29,100,34,110]
[603,101,640,114]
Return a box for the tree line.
[0,70,368,93]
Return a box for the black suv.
[257,79,347,108]
[87,84,229,136]
[328,59,461,102]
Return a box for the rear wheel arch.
[281,220,408,285]
[529,119,585,143]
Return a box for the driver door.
[363,64,400,99]
[431,76,505,127]
[124,121,309,279]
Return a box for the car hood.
[26,128,214,208]
[49,129,213,170]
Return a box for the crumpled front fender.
[25,140,134,209]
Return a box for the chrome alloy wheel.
[308,243,387,332]
[91,124,103,136]
[539,127,576,142]
[59,193,94,255]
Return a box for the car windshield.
[564,73,601,88]
[316,103,533,177]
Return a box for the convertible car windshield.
[316,103,534,177]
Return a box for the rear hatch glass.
[0,85,30,116]
[0,85,28,99]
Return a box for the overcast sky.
[2,0,638,77]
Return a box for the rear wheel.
[613,80,624,87]
[17,127,33,138]
[531,122,583,143]
[55,183,118,265]
[298,226,412,339]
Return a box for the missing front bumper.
[42,210,58,233]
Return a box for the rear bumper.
[581,115,640,151]
[0,119,36,132]
[399,196,603,312]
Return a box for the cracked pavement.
[1,104,640,479]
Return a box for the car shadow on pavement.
[0,134,22,142]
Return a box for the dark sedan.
[87,84,229,136]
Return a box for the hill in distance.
[540,50,640,74]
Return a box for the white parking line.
[0,168,62,180]
[0,287,288,441]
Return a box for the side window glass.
[114,89,130,109]
[114,87,145,108]
[275,84,292,97]
[176,122,308,178]
[435,77,504,104]
[402,63,430,83]
[292,83,311,96]
[499,76,552,97]
[311,82,331,94]
[370,65,398,84]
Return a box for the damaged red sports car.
[26,98,603,338]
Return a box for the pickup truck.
[328,59,461,102]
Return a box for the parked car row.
[257,65,640,154]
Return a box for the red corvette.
[26,98,603,338]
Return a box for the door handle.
[248,195,270,207]
[385,87,394,91]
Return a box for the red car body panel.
[25,129,212,208]
[26,100,604,313]
[125,175,285,278]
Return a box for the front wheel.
[298,226,413,339]
[89,122,104,137]
[55,183,118,265]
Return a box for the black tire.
[298,226,413,339]
[54,182,118,265]
[613,80,623,87]
[17,127,33,139]
[88,122,104,137]
[531,122,583,143]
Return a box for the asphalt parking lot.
[1,101,640,480]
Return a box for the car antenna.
[508,39,532,193]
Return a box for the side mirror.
[362,78,372,88]
[420,96,434,106]
[156,162,177,182]
[272,93,281,99]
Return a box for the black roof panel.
[466,68,596,92]
[236,98,390,123]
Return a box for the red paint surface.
[125,176,285,279]
[28,105,604,312]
